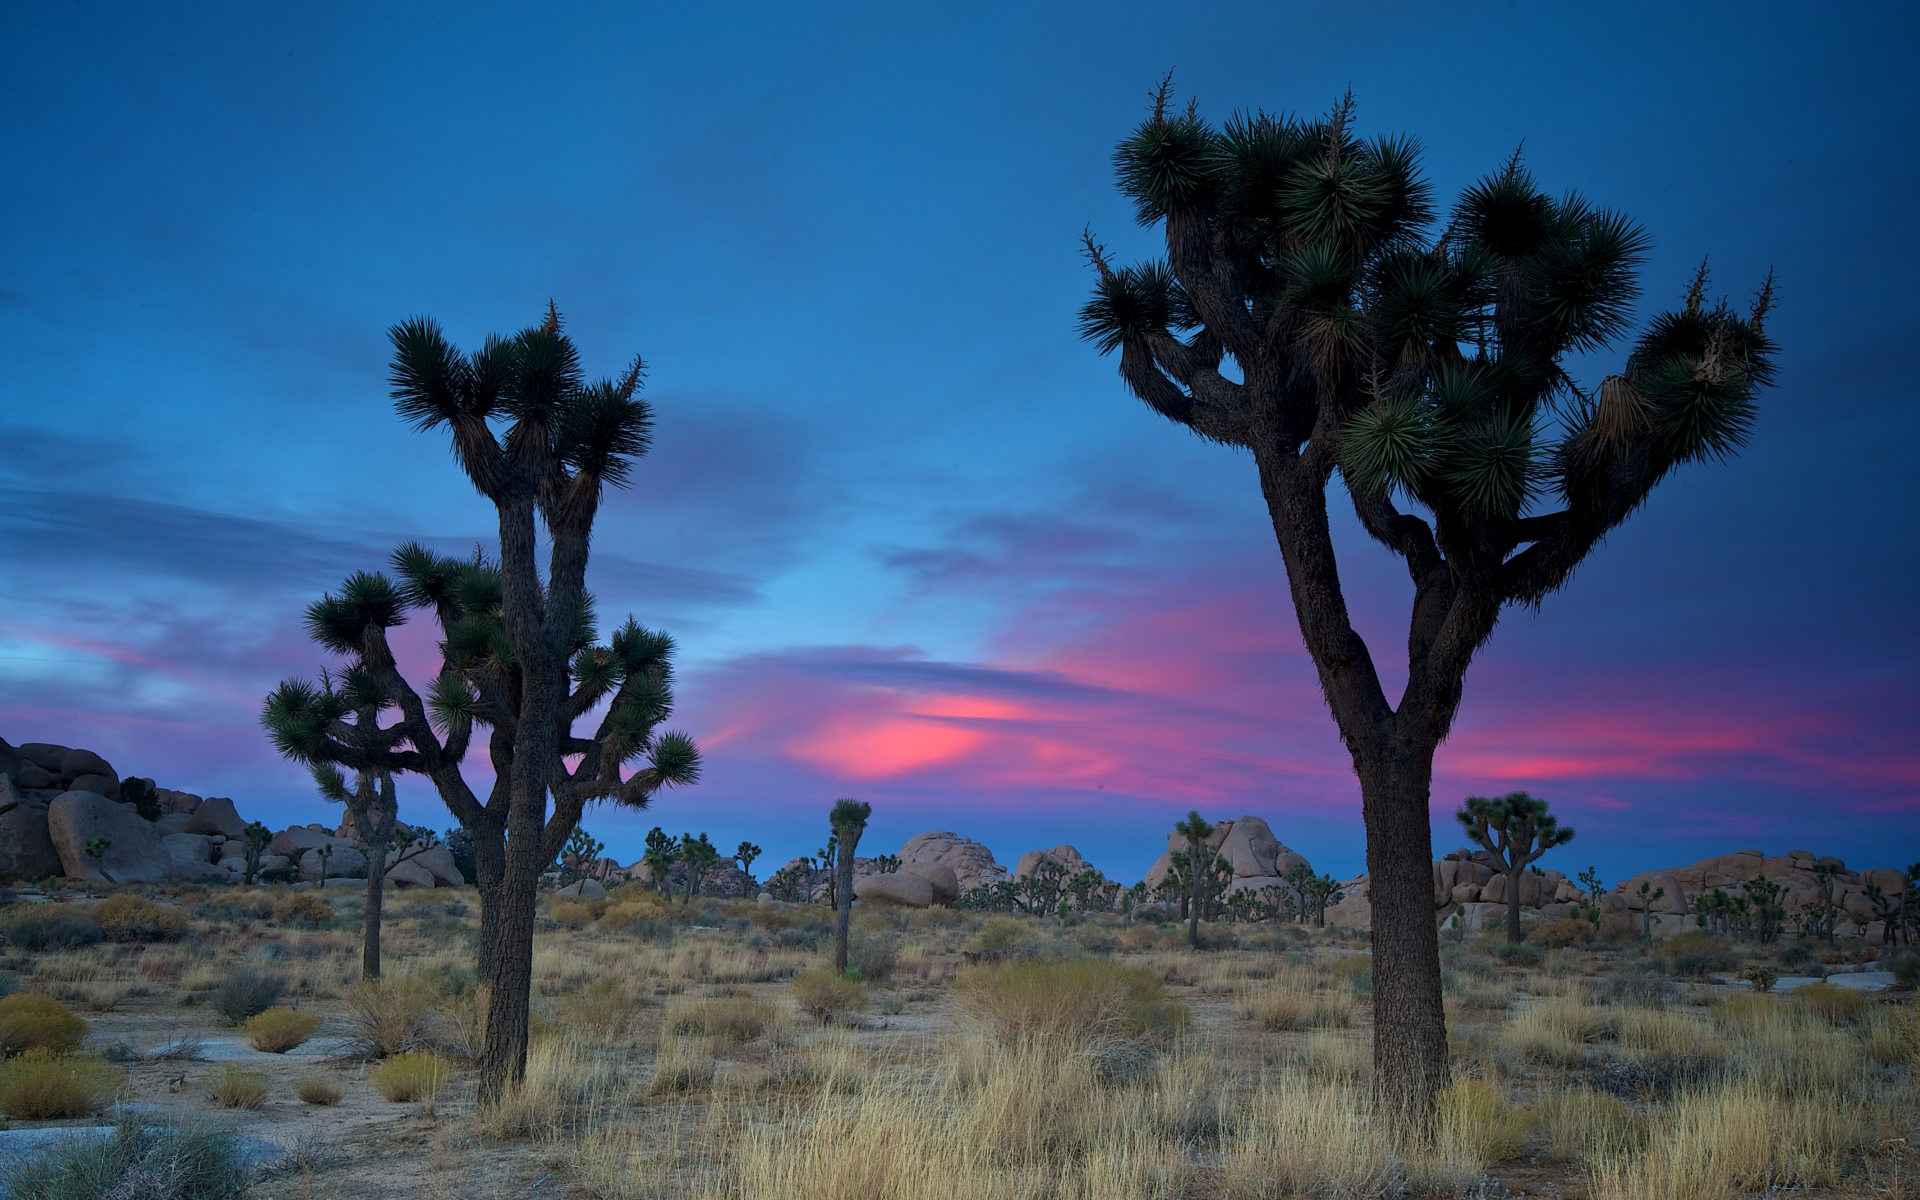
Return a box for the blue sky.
[2,1,1915,883]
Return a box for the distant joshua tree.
[1456,792,1574,943]
[735,841,762,895]
[829,799,871,972]
[1080,81,1776,1118]
[1173,811,1216,949]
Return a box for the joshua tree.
[261,307,701,1101]
[679,833,720,903]
[642,827,680,898]
[556,826,607,888]
[1173,811,1216,948]
[312,761,402,977]
[1081,83,1776,1117]
[241,822,272,886]
[1456,793,1574,943]
[1303,872,1347,927]
[1635,880,1666,938]
[816,837,839,909]
[829,799,871,972]
[1741,875,1786,944]
[735,841,762,895]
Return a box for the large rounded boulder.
[899,861,959,906]
[47,791,170,882]
[854,872,934,908]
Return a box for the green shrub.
[1491,941,1541,967]
[0,1120,250,1200]
[790,969,867,1026]
[204,1064,269,1109]
[956,958,1182,1043]
[271,893,333,929]
[0,1051,119,1119]
[0,993,87,1056]
[89,895,189,941]
[668,996,775,1044]
[239,1006,321,1053]
[1531,918,1592,948]
[845,927,898,980]
[209,969,284,1025]
[370,1051,448,1102]
[972,917,1036,956]
[0,906,103,951]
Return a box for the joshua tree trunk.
[481,738,554,1101]
[363,832,388,979]
[834,829,855,973]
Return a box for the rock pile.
[899,832,1008,893]
[1141,816,1311,897]
[0,735,464,889]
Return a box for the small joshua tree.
[1636,880,1666,939]
[735,841,762,895]
[1456,792,1574,943]
[557,826,607,888]
[829,799,871,973]
[816,837,839,909]
[679,833,720,904]
[1809,863,1842,943]
[313,763,401,976]
[1174,811,1216,949]
[641,827,679,898]
[242,821,272,887]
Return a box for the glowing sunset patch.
[791,713,985,778]
[907,695,1028,722]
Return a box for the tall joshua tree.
[1456,792,1574,944]
[1174,811,1215,949]
[262,307,701,1101]
[830,799,871,973]
[1081,83,1776,1117]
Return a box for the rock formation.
[899,832,1008,893]
[1015,844,1090,879]
[854,872,936,907]
[1141,815,1310,897]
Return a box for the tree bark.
[1358,747,1449,1128]
[364,833,389,979]
[834,830,855,973]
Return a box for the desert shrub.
[271,893,333,929]
[548,900,604,929]
[1886,949,1920,989]
[0,905,103,951]
[845,927,898,980]
[1711,993,1779,1028]
[340,976,437,1058]
[1738,963,1779,993]
[556,979,643,1045]
[1532,918,1593,948]
[1437,1079,1529,1166]
[667,995,775,1044]
[0,1051,119,1119]
[1534,1085,1648,1161]
[371,1051,448,1102]
[956,958,1181,1043]
[972,917,1036,956]
[0,993,87,1056]
[1490,941,1541,967]
[1241,989,1352,1031]
[204,1064,269,1109]
[790,970,867,1026]
[240,1006,321,1053]
[297,1076,343,1105]
[0,1120,250,1200]
[649,1037,717,1095]
[1777,943,1815,968]
[89,895,189,941]
[209,969,285,1025]
[1791,981,1868,1025]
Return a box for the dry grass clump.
[667,994,775,1044]
[297,1076,344,1105]
[1789,981,1868,1025]
[549,899,606,929]
[272,892,334,928]
[956,959,1181,1043]
[371,1050,449,1102]
[1504,997,1608,1067]
[556,978,646,1045]
[89,894,189,941]
[484,1037,629,1136]
[241,1005,322,1053]
[0,992,87,1056]
[209,968,286,1025]
[790,970,866,1027]
[205,1063,271,1109]
[1435,1079,1531,1167]
[1535,1086,1649,1161]
[1613,1007,1712,1058]
[340,976,437,1057]
[0,1050,120,1118]
[650,1036,718,1096]
[1589,1083,1864,1200]
[1241,988,1353,1031]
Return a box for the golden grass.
[1240,987,1352,1031]
[206,1063,270,1109]
[1589,1083,1864,1200]
[297,1076,344,1105]
[0,1051,119,1119]
[371,1050,450,1103]
[666,994,776,1044]
[0,992,87,1055]
[955,958,1180,1043]
[1503,997,1608,1067]
[790,970,866,1027]
[241,1005,322,1052]
[89,894,189,940]
[1535,1085,1649,1161]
